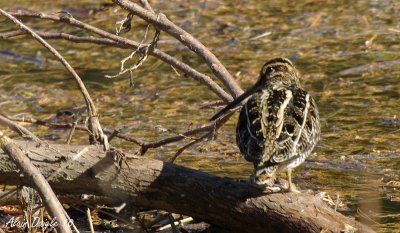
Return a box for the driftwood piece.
[0,140,374,233]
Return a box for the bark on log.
[0,190,117,206]
[0,140,374,233]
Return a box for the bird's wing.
[236,92,265,164]
[293,92,320,158]
[260,86,320,164]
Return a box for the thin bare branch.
[0,29,26,38]
[115,12,134,35]
[106,23,159,79]
[4,115,143,146]
[169,133,208,163]
[4,113,220,156]
[86,208,95,233]
[199,100,225,109]
[0,8,108,149]
[0,29,132,47]
[139,0,155,13]
[0,113,40,141]
[140,124,213,155]
[2,112,232,157]
[141,111,235,155]
[7,10,233,102]
[113,0,244,98]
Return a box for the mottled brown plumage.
[211,58,320,192]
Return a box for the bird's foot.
[249,174,276,186]
[264,186,283,193]
[288,183,301,193]
[249,174,309,194]
[257,178,310,194]
[255,177,290,193]
[299,189,315,194]
[287,183,314,194]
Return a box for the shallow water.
[0,0,399,232]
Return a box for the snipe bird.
[211,58,320,192]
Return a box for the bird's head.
[257,57,300,88]
[210,57,300,121]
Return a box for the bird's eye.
[265,67,274,73]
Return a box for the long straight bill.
[210,84,261,121]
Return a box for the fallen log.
[0,140,374,233]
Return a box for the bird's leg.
[287,169,300,193]
[264,177,289,193]
[250,165,289,193]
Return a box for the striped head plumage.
[258,57,300,87]
[211,57,320,192]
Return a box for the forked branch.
[7,10,233,102]
[112,0,244,97]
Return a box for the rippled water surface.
[1,0,399,232]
